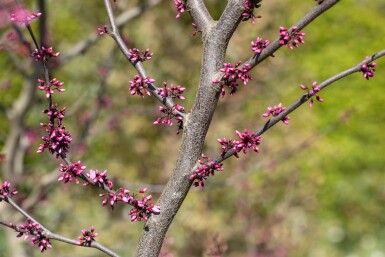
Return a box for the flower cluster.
[42,104,66,126]
[153,105,184,134]
[190,154,224,187]
[174,0,187,19]
[37,104,71,158]
[84,169,114,190]
[300,81,324,107]
[99,188,160,221]
[58,161,86,184]
[213,61,252,97]
[242,0,262,24]
[361,61,376,80]
[78,226,98,246]
[38,78,65,98]
[218,129,261,158]
[31,46,60,62]
[97,25,108,36]
[10,8,42,25]
[128,75,154,97]
[17,218,52,253]
[262,103,290,125]
[0,181,18,201]
[251,37,269,54]
[157,82,185,100]
[128,48,153,63]
[279,26,305,50]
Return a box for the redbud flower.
[97,25,108,35]
[213,61,252,97]
[31,233,52,252]
[174,0,187,19]
[242,0,262,24]
[262,103,290,124]
[85,169,113,189]
[279,26,305,49]
[78,226,98,246]
[300,81,323,107]
[41,104,66,127]
[153,105,184,134]
[361,61,376,80]
[190,154,224,187]
[37,126,72,158]
[128,75,154,97]
[10,8,41,25]
[17,219,52,252]
[128,48,153,63]
[31,46,60,62]
[58,161,86,184]
[0,181,18,201]
[157,82,185,100]
[251,37,269,54]
[37,78,65,98]
[234,129,261,155]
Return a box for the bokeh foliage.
[0,0,384,256]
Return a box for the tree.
[1,0,384,256]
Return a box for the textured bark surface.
[135,1,245,256]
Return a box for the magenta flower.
[10,8,41,25]
[58,161,86,184]
[37,78,65,98]
[31,46,60,62]
[102,188,160,222]
[361,61,376,80]
[84,169,113,189]
[128,75,154,97]
[17,219,51,252]
[41,104,66,126]
[262,103,290,124]
[153,105,184,134]
[300,81,323,107]
[157,82,185,100]
[234,129,261,155]
[78,226,98,246]
[279,26,305,49]
[128,48,153,63]
[174,0,187,19]
[213,61,252,97]
[97,25,108,35]
[217,137,239,158]
[37,126,72,158]
[251,37,269,54]
[0,181,18,201]
[218,130,261,158]
[190,154,224,187]
[31,233,52,252]
[242,0,262,24]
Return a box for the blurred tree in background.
[0,0,384,256]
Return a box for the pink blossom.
[279,26,305,50]
[262,103,290,124]
[10,8,41,25]
[361,61,376,80]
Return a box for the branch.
[103,0,185,121]
[60,0,163,65]
[1,197,120,257]
[246,0,340,69]
[215,50,385,163]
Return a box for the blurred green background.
[0,0,384,256]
